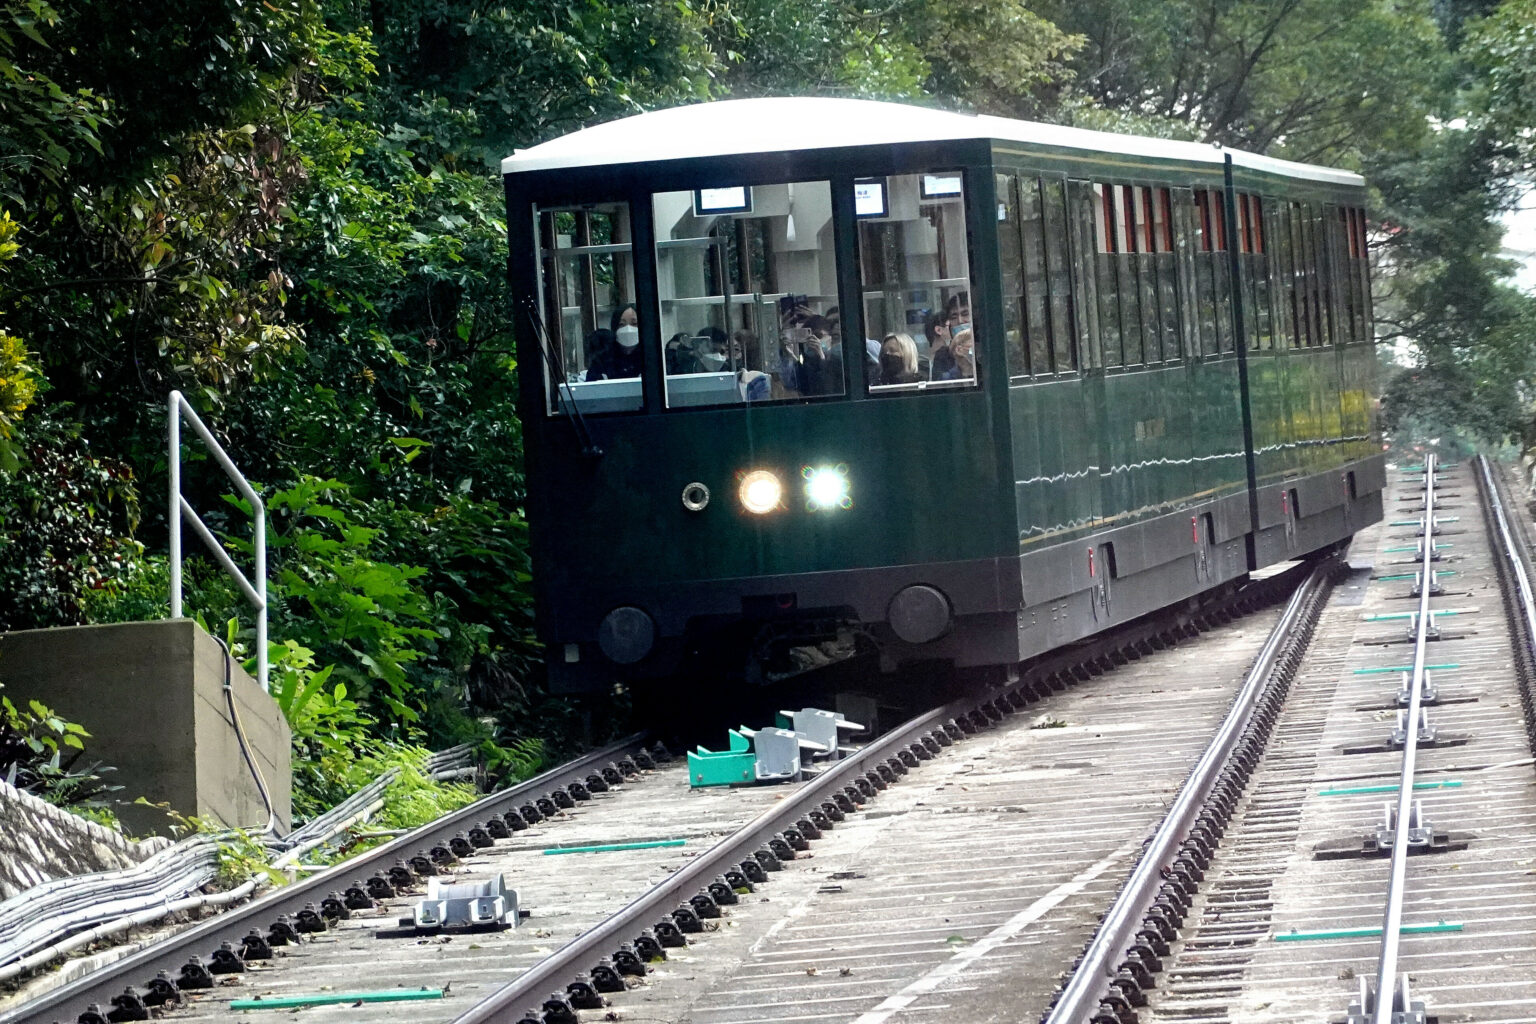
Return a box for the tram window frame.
[1093,185,1124,367]
[997,173,1029,379]
[1169,186,1202,359]
[535,199,644,417]
[1067,180,1102,370]
[1041,177,1078,374]
[651,178,846,408]
[1268,200,1294,350]
[860,169,981,394]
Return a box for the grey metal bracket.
[1395,671,1438,707]
[1409,570,1444,598]
[408,874,520,933]
[736,726,827,782]
[1340,971,1431,1024]
[776,707,865,761]
[1391,708,1438,747]
[1313,800,1471,860]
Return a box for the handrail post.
[169,399,182,619]
[167,390,269,691]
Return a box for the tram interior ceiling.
[501,97,1385,694]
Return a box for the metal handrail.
[168,390,268,690]
[1369,453,1437,1022]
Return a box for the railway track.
[26,455,1536,1024]
[3,546,1313,1024]
[1089,455,1536,1024]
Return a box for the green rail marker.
[1274,921,1463,942]
[543,839,686,855]
[1389,517,1461,526]
[1376,571,1457,580]
[230,990,444,1010]
[1354,664,1458,675]
[1318,780,1463,796]
[1364,608,1475,621]
[1382,544,1452,552]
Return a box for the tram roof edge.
[499,97,1364,187]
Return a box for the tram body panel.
[501,98,1385,693]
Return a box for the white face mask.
[616,325,640,349]
[699,351,727,371]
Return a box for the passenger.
[665,332,701,375]
[877,333,921,386]
[801,315,839,395]
[931,295,975,381]
[922,309,949,376]
[948,327,977,380]
[695,332,730,373]
[732,331,770,401]
[588,305,643,380]
[946,291,972,335]
[583,328,614,379]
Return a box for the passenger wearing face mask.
[931,293,974,382]
[877,333,921,386]
[586,304,644,380]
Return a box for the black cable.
[212,635,279,837]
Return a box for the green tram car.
[502,98,1383,694]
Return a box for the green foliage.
[1035,0,1449,164]
[0,683,117,808]
[709,0,1080,110]
[0,412,141,631]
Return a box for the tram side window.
[1041,179,1078,373]
[1239,194,1272,350]
[1269,200,1295,349]
[1345,207,1371,344]
[1193,189,1233,355]
[536,201,642,415]
[653,180,842,407]
[1093,184,1124,367]
[860,172,978,391]
[997,174,1028,377]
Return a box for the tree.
[1033,0,1447,164]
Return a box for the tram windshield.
[536,200,643,414]
[532,174,976,414]
[653,180,843,406]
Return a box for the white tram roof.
[501,96,1363,187]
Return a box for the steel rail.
[451,706,958,1024]
[6,735,648,1024]
[1478,456,1536,671]
[1044,556,1335,1024]
[1368,454,1437,1023]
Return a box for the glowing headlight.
[738,469,784,515]
[803,464,852,511]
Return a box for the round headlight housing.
[738,469,783,515]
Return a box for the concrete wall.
[0,777,170,900]
[0,619,291,837]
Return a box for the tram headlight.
[738,469,784,515]
[803,464,852,511]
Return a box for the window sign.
[693,186,753,216]
[919,173,963,199]
[854,178,888,218]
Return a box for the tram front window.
[536,200,642,414]
[653,181,844,406]
[858,172,978,391]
